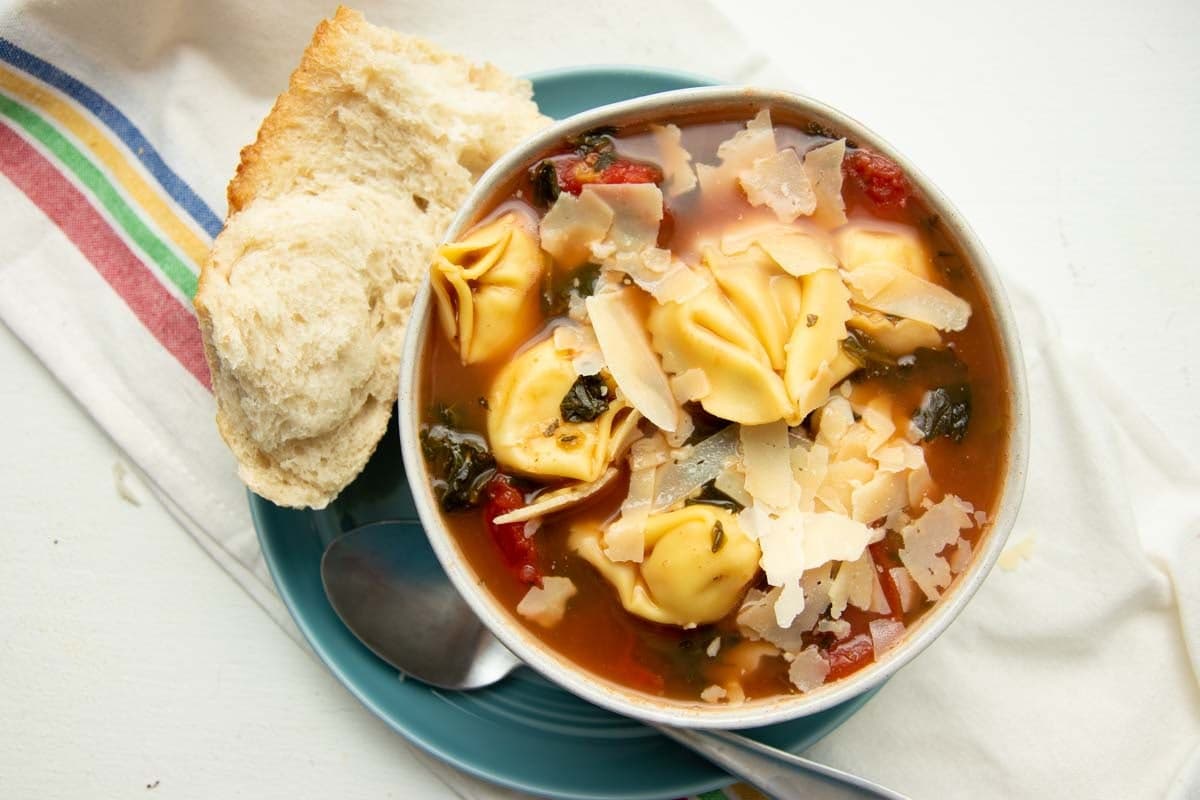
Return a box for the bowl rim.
[398,85,1031,729]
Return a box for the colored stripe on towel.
[0,36,223,238]
[0,122,211,388]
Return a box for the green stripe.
[0,93,198,298]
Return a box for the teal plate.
[252,66,878,800]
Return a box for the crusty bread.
[194,6,550,508]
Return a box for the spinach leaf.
[559,374,611,422]
[840,327,898,379]
[912,383,972,443]
[542,262,601,317]
[530,160,560,208]
[684,480,745,513]
[420,423,496,511]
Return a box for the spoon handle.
[652,725,909,800]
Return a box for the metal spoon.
[321,521,907,800]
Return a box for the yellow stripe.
[0,65,211,268]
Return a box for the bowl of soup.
[397,86,1028,728]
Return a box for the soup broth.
[419,109,1009,704]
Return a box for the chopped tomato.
[869,541,905,621]
[553,154,663,196]
[844,149,913,207]
[825,634,875,681]
[613,632,665,694]
[481,474,542,587]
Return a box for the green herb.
[912,383,972,443]
[804,121,837,139]
[806,313,819,328]
[530,160,560,208]
[559,374,611,422]
[420,423,496,511]
[711,520,726,552]
[840,328,898,379]
[685,480,745,513]
[542,262,602,317]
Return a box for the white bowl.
[398,86,1030,729]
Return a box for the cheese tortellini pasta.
[569,505,761,626]
[431,213,544,365]
[486,337,637,482]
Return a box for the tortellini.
[784,268,857,420]
[647,244,806,425]
[431,213,544,365]
[569,505,761,626]
[486,337,637,482]
[649,243,856,425]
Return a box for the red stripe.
[0,122,211,390]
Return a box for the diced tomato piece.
[844,149,913,207]
[599,160,662,186]
[553,154,662,196]
[825,633,875,681]
[613,632,665,694]
[482,474,542,587]
[869,541,905,622]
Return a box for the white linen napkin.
[0,1,1195,797]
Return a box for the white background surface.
[2,1,1198,797]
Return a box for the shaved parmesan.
[739,148,817,222]
[803,139,847,228]
[651,424,739,511]
[907,462,935,508]
[586,183,664,258]
[898,494,975,600]
[868,566,892,615]
[629,434,670,471]
[816,618,852,639]
[492,468,619,525]
[800,511,875,568]
[851,470,908,524]
[828,552,875,618]
[740,421,794,510]
[787,646,830,692]
[651,123,698,198]
[706,637,722,658]
[697,109,777,198]
[948,537,974,574]
[642,262,710,305]
[714,464,754,508]
[663,411,695,448]
[736,586,808,650]
[700,684,728,703]
[552,324,604,377]
[843,264,971,332]
[815,396,855,445]
[540,189,614,269]
[889,567,921,613]
[669,368,711,404]
[605,463,657,562]
[875,441,926,473]
[869,618,905,654]
[517,577,577,627]
[586,289,678,431]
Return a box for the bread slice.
[194,7,550,508]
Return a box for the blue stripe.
[0,37,223,238]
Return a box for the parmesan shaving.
[586,183,663,258]
[869,618,905,655]
[799,511,875,569]
[843,264,971,332]
[586,289,679,432]
[492,468,620,525]
[669,368,712,404]
[738,148,816,222]
[663,411,695,448]
[898,494,975,600]
[803,139,847,228]
[948,537,974,574]
[700,684,728,704]
[740,421,794,510]
[539,189,614,269]
[651,123,698,198]
[697,109,777,198]
[816,618,852,639]
[605,463,657,562]
[851,470,909,524]
[828,552,875,618]
[516,577,577,628]
[787,646,830,692]
[706,637,722,658]
[889,567,921,613]
[629,433,671,471]
[714,464,753,508]
[651,424,740,512]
